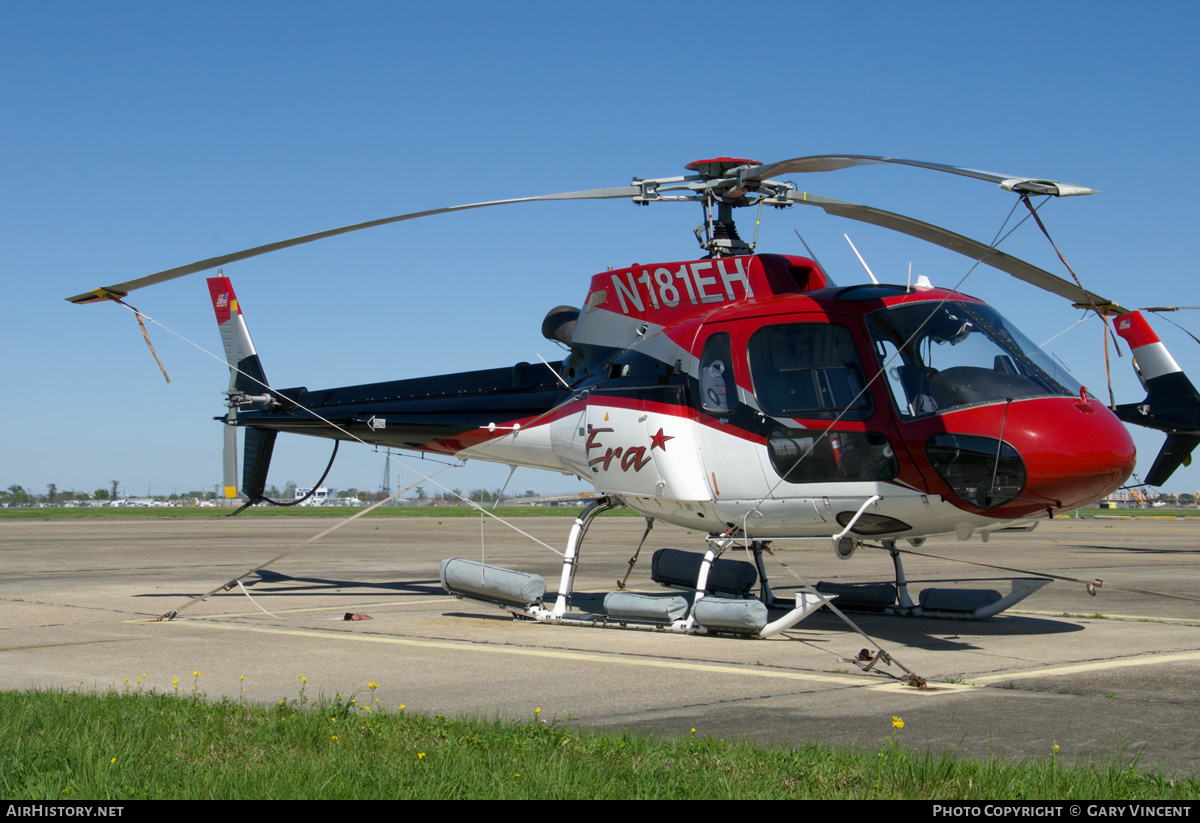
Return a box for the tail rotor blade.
[223,419,238,502]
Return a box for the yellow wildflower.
[892,716,904,729]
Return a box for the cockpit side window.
[699,332,737,415]
[749,323,873,420]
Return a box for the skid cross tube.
[550,497,616,617]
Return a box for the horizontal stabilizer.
[1113,371,1200,433]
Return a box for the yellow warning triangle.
[604,413,609,420]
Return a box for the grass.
[1,688,1196,800]
[1074,508,1200,518]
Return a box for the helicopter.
[67,155,1200,639]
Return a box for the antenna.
[380,447,392,496]
[793,230,836,286]
[843,234,879,284]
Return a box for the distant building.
[294,487,332,506]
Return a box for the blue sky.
[4,1,1200,499]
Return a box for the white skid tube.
[550,498,615,618]
[522,589,830,638]
[759,592,828,637]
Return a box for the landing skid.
[815,542,1051,620]
[439,503,1049,634]
[439,497,828,639]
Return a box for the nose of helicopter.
[924,396,1136,515]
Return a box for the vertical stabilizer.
[207,277,277,504]
[1113,311,1200,486]
[207,277,269,393]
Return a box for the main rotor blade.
[782,189,1127,313]
[66,185,641,304]
[748,155,1097,197]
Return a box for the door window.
[749,323,872,419]
[699,332,737,415]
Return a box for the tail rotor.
[207,275,278,511]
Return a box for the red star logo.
[649,427,674,452]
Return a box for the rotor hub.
[684,157,762,179]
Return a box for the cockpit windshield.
[867,301,1084,419]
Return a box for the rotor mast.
[685,157,760,258]
[699,197,750,257]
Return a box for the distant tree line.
[0,480,228,506]
[0,480,552,507]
